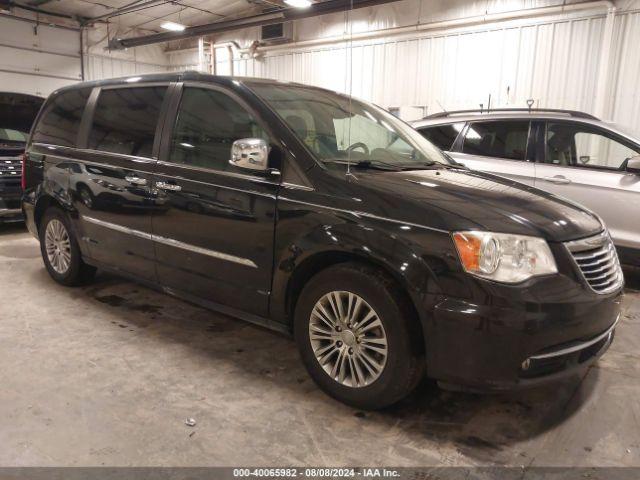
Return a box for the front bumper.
[424,277,623,391]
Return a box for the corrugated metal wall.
[83,25,172,83]
[608,9,640,134]
[0,16,82,96]
[0,15,172,96]
[166,1,640,135]
[83,54,170,80]
[230,13,608,115]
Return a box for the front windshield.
[0,128,28,144]
[248,83,451,170]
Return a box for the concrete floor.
[1,223,639,467]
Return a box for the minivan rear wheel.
[294,262,424,409]
[39,207,96,286]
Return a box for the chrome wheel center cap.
[341,329,357,346]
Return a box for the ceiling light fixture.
[161,21,186,31]
[284,0,312,8]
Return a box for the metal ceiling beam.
[83,0,171,25]
[107,0,403,50]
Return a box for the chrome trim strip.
[152,234,257,267]
[565,230,608,252]
[0,208,22,217]
[282,182,314,191]
[83,216,152,240]
[156,160,280,186]
[82,216,258,268]
[277,196,449,233]
[528,314,620,361]
[33,143,157,165]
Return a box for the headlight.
[452,231,557,283]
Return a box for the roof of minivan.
[51,71,305,95]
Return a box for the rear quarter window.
[31,88,91,147]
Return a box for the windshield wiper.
[323,159,402,171]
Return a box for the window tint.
[545,122,640,170]
[32,88,91,147]
[169,87,268,171]
[249,83,451,169]
[462,121,530,160]
[418,123,463,150]
[88,87,166,157]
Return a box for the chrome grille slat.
[579,261,616,275]
[575,251,615,267]
[564,232,623,294]
[0,157,22,178]
[583,270,616,282]
[573,247,611,261]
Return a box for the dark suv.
[22,73,623,409]
[1,92,43,222]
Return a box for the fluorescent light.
[284,0,312,8]
[161,21,186,31]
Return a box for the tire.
[39,207,97,286]
[294,262,425,410]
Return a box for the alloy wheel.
[44,219,72,274]
[309,291,388,388]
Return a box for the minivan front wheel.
[294,263,424,409]
[39,208,96,286]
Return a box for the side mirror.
[229,138,270,172]
[627,155,640,174]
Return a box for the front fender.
[270,201,455,327]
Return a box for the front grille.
[565,231,623,294]
[0,156,22,179]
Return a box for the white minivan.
[412,109,640,267]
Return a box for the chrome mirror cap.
[230,138,270,172]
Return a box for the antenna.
[527,98,534,113]
[345,0,354,179]
[436,100,448,114]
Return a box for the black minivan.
[23,72,623,409]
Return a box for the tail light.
[21,152,27,190]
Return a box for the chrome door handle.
[125,175,148,186]
[542,175,571,185]
[156,181,182,191]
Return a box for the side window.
[88,86,166,158]
[462,121,530,160]
[31,88,91,147]
[545,122,640,170]
[169,87,268,171]
[418,123,463,150]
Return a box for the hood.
[354,167,602,242]
[0,92,44,135]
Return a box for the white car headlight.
[452,231,558,283]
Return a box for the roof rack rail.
[424,108,599,121]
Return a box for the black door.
[152,84,279,316]
[74,85,169,281]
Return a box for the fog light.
[521,359,531,370]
